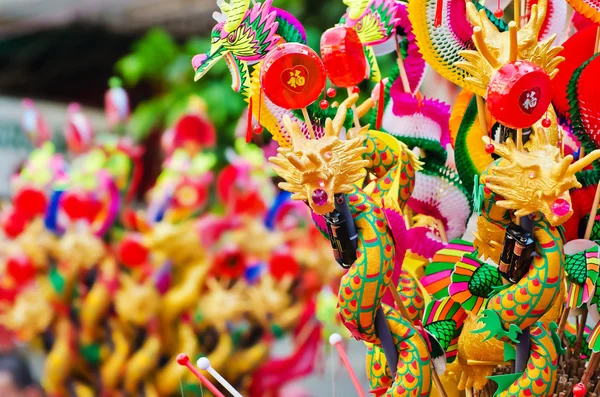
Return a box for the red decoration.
[173,114,216,151]
[2,209,27,238]
[61,191,101,222]
[6,254,36,284]
[14,187,47,220]
[260,43,326,109]
[269,250,300,280]
[351,86,360,94]
[552,24,596,116]
[118,234,149,268]
[494,8,504,18]
[320,26,367,88]
[327,87,337,98]
[486,61,552,129]
[212,246,246,279]
[319,99,329,109]
[485,143,495,153]
[541,118,551,128]
[572,383,587,397]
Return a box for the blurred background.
[0,1,461,396]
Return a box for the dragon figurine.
[270,94,472,396]
[192,0,330,146]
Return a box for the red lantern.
[486,61,552,129]
[6,254,36,284]
[268,250,300,280]
[260,43,326,110]
[13,187,47,220]
[118,234,148,268]
[320,26,367,88]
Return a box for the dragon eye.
[356,21,363,31]
[212,36,219,43]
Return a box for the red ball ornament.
[327,87,337,98]
[13,187,47,220]
[253,124,264,134]
[269,250,300,280]
[352,86,360,94]
[486,61,553,129]
[6,254,36,284]
[572,383,587,397]
[319,99,329,109]
[494,8,504,18]
[320,26,367,88]
[485,143,495,153]
[541,118,552,128]
[118,234,149,268]
[260,43,326,109]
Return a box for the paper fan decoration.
[552,24,597,117]
[451,91,494,196]
[407,161,471,244]
[407,0,507,96]
[385,92,451,160]
[527,0,568,41]
[565,0,600,24]
[568,52,600,151]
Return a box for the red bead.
[253,124,263,134]
[493,8,504,18]
[319,99,329,109]
[118,234,148,268]
[485,143,495,153]
[320,26,367,88]
[486,61,553,129]
[572,383,587,397]
[352,86,360,94]
[484,186,492,195]
[6,254,36,284]
[260,43,326,109]
[327,88,337,98]
[541,118,551,128]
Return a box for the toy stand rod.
[388,284,411,319]
[329,334,367,397]
[584,182,600,240]
[301,107,316,139]
[346,88,362,128]
[394,35,412,94]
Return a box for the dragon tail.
[421,239,475,299]
[449,252,502,315]
[422,297,468,364]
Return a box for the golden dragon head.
[483,131,600,226]
[115,274,161,327]
[269,94,370,215]
[456,0,564,95]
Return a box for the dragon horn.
[568,150,600,175]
